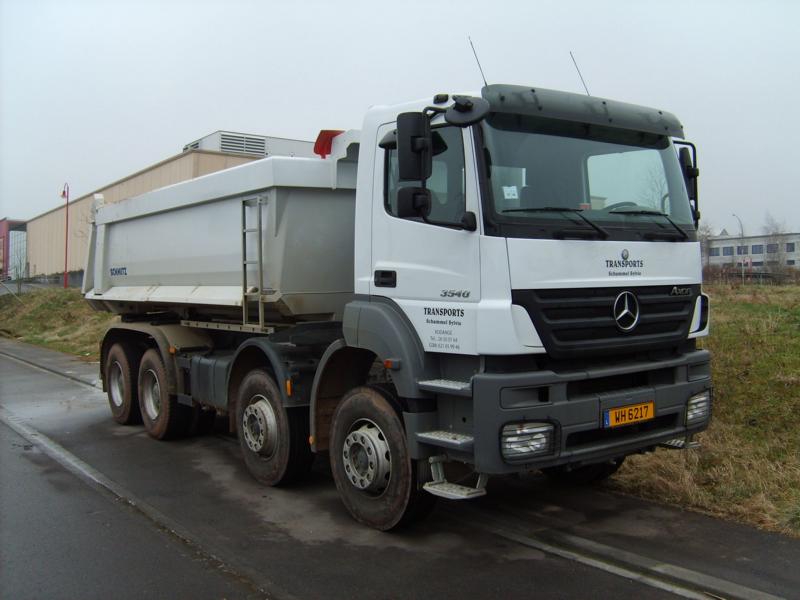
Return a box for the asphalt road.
[0,338,797,600]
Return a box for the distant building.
[17,131,313,281]
[0,218,26,280]
[703,232,800,272]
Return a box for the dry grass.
[0,287,117,361]
[611,284,800,536]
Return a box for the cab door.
[370,122,481,355]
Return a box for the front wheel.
[330,386,436,530]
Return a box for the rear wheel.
[330,386,436,530]
[138,348,190,440]
[543,456,626,485]
[236,369,313,486]
[105,342,141,425]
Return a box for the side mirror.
[396,187,431,218]
[678,146,699,201]
[397,113,432,181]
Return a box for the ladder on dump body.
[241,196,266,330]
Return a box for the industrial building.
[13,131,313,283]
[704,231,800,272]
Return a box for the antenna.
[468,36,489,87]
[569,50,590,96]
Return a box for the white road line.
[0,348,102,389]
[455,504,785,600]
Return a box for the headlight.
[501,422,554,461]
[686,391,711,426]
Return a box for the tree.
[697,221,714,270]
[762,211,787,280]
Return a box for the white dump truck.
[84,84,712,530]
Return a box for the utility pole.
[732,213,745,284]
[61,183,69,288]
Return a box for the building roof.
[709,232,799,242]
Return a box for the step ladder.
[423,455,488,500]
[241,196,266,330]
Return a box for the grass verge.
[0,287,117,361]
[611,284,800,536]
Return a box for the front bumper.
[467,349,712,474]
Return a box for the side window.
[385,126,466,223]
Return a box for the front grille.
[512,285,699,359]
[566,414,678,449]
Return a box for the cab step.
[417,379,471,397]
[659,436,700,450]
[423,455,488,500]
[416,430,474,452]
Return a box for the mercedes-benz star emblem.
[613,291,640,332]
[621,249,629,260]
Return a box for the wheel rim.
[242,395,278,457]
[109,361,124,408]
[342,419,391,495]
[141,369,161,421]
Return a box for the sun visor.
[482,84,684,139]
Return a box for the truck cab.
[318,84,710,522]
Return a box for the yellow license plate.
[604,401,654,428]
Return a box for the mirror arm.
[423,106,446,118]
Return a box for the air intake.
[182,131,314,158]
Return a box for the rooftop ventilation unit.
[182,131,314,158]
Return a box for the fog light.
[501,422,554,461]
[686,391,711,426]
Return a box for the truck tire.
[105,342,142,425]
[543,456,626,485]
[138,348,190,440]
[330,386,436,530]
[236,369,313,486]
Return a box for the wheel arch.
[342,298,436,398]
[309,340,375,452]
[226,338,291,433]
[100,323,211,396]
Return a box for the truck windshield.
[479,113,696,241]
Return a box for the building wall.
[25,151,257,276]
[705,232,800,270]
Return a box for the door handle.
[374,270,397,288]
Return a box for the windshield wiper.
[609,208,689,240]
[502,207,609,239]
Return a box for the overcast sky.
[1,0,798,235]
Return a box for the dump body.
[83,140,359,322]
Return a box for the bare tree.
[697,221,714,270]
[763,211,787,280]
[638,163,669,212]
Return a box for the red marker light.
[313,130,345,159]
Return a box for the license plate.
[603,401,655,428]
